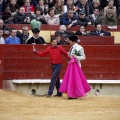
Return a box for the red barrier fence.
[0,44,120,89]
[6,24,120,32]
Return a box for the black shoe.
[53,94,62,97]
[44,93,51,97]
[68,97,77,100]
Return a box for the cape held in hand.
[59,57,91,98]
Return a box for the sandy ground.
[0,89,120,120]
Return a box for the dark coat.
[26,36,46,44]
[14,12,26,24]
[60,13,78,25]
[90,30,111,36]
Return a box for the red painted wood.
[0,45,4,89]
[5,24,120,31]
[1,45,120,81]
[51,35,115,45]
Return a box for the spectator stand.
[5,24,120,44]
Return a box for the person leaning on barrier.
[75,25,90,36]
[55,25,74,38]
[0,29,5,44]
[5,28,21,44]
[26,28,46,44]
[54,31,65,45]
[17,26,32,44]
[90,24,111,36]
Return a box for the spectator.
[23,0,34,15]
[7,0,20,16]
[54,0,64,15]
[88,8,101,25]
[54,32,65,45]
[2,6,14,24]
[55,25,74,38]
[64,0,75,13]
[35,0,48,15]
[76,0,93,16]
[75,25,90,36]
[0,29,5,44]
[48,0,56,8]
[14,7,32,24]
[26,28,46,44]
[17,26,32,44]
[100,9,118,26]
[90,24,111,36]
[92,0,102,11]
[5,28,21,44]
[60,10,77,28]
[104,0,117,16]
[0,0,3,15]
[45,7,60,25]
[74,10,90,26]
[0,19,10,35]
[32,7,47,24]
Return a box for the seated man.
[14,7,34,24]
[90,24,111,36]
[73,10,90,27]
[60,10,78,29]
[5,28,21,44]
[26,28,46,44]
[54,32,65,45]
[100,9,117,26]
[0,29,5,44]
[55,25,74,38]
[0,19,10,35]
[17,26,32,44]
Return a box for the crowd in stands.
[0,0,120,44]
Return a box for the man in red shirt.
[33,38,68,97]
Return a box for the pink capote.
[59,57,91,98]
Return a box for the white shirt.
[69,43,86,66]
[0,37,5,44]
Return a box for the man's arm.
[33,45,49,56]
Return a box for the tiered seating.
[5,24,120,44]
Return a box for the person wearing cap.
[100,9,118,26]
[73,9,90,26]
[32,38,69,97]
[26,28,46,44]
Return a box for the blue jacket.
[60,13,78,25]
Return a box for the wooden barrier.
[51,35,115,45]
[0,44,120,89]
[77,36,114,45]
[0,45,3,88]
[6,24,120,32]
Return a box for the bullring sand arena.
[0,89,120,120]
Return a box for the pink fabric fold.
[59,57,91,98]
